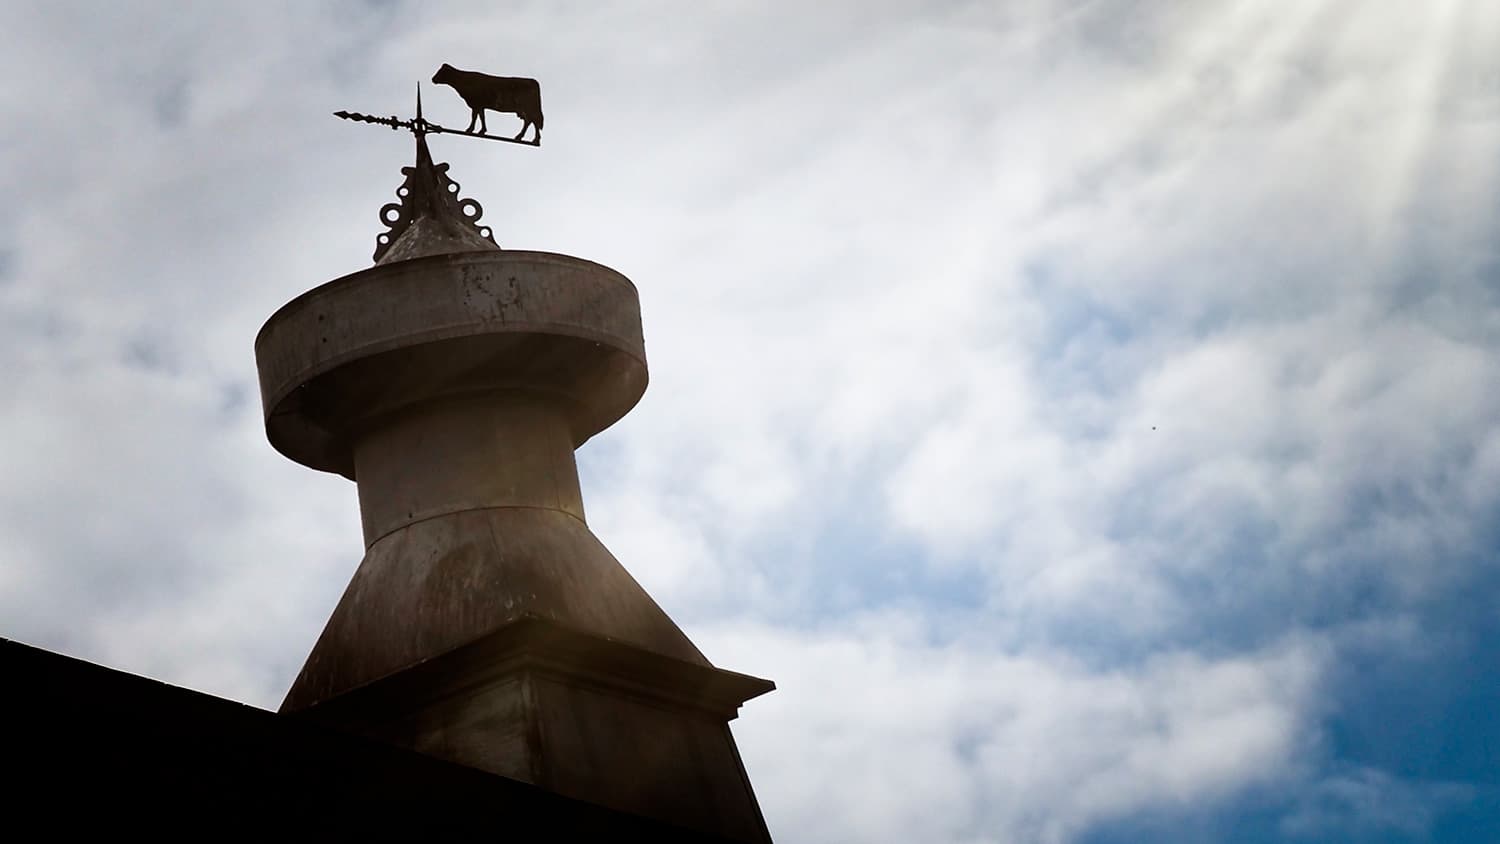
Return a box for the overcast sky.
[3,1,1498,841]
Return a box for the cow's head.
[432,63,455,85]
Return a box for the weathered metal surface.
[295,618,774,843]
[353,393,585,547]
[282,507,712,712]
[257,248,708,708]
[255,250,646,479]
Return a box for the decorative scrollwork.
[372,135,497,264]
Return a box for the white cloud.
[706,618,1324,844]
[2,1,1498,840]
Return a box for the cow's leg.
[514,119,530,142]
[478,110,488,135]
[466,109,479,133]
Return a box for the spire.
[371,129,499,265]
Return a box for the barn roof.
[1,635,738,840]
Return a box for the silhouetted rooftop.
[1,636,739,840]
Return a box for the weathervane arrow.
[334,80,541,147]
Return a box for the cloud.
[705,618,1324,844]
[1280,767,1478,840]
[1,1,1498,841]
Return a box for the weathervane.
[335,64,543,146]
[335,66,544,263]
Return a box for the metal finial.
[370,133,497,264]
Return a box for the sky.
[2,1,1498,841]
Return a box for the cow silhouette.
[432,63,544,144]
